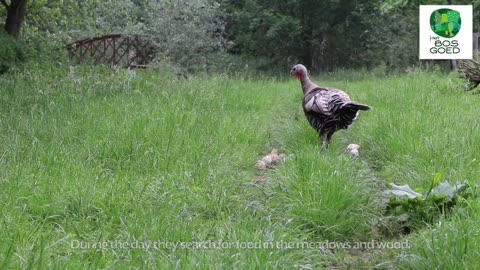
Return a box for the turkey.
[290,64,371,148]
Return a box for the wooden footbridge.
[66,34,154,68]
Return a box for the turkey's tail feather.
[343,101,371,111]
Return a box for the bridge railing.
[66,34,154,68]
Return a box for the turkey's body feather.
[302,87,369,139]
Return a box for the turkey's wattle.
[290,64,371,148]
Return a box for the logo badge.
[430,9,461,38]
[419,5,472,59]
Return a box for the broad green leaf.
[384,183,423,199]
[431,181,469,200]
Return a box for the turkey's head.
[290,64,307,80]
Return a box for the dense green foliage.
[4,0,227,72]
[2,0,479,71]
[1,66,480,268]
[222,0,480,71]
[0,32,33,74]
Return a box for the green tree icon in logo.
[430,9,461,38]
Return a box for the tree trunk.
[302,51,312,71]
[450,59,457,70]
[3,0,28,38]
[473,32,479,57]
[447,0,456,69]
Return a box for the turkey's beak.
[289,69,295,76]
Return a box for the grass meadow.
[1,64,480,269]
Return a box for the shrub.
[0,32,34,74]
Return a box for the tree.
[221,0,480,71]
[140,0,226,72]
[2,0,27,37]
[222,0,374,71]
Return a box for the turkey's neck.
[300,75,317,94]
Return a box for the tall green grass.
[1,65,479,269]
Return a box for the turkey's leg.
[320,131,334,150]
[320,133,329,149]
[326,131,334,145]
